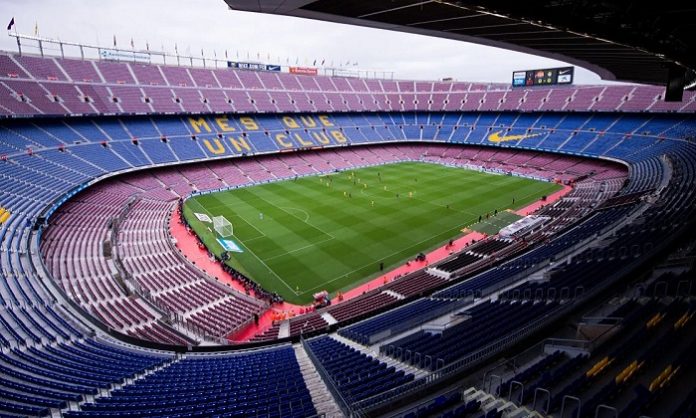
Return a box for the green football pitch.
[182,161,561,304]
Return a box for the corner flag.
[7,17,15,31]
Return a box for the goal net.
[213,216,233,237]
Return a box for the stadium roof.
[224,0,696,89]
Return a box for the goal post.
[213,215,233,237]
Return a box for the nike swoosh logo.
[488,131,542,143]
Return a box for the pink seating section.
[41,176,264,344]
[2,52,695,118]
[418,144,624,183]
[118,198,265,340]
[41,144,626,344]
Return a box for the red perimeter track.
[169,182,572,342]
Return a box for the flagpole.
[6,18,21,55]
[14,23,22,56]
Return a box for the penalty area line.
[225,233,300,296]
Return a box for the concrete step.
[331,333,430,378]
[320,311,338,325]
[463,387,544,418]
[278,320,290,338]
[293,344,344,417]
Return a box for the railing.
[438,193,651,304]
[352,376,430,413]
[300,337,354,417]
[107,196,265,343]
[353,303,565,415]
[7,32,396,79]
[389,387,462,418]
[364,298,469,345]
[438,305,565,376]
[164,202,265,309]
[544,337,593,352]
[110,195,139,295]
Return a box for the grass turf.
[468,210,523,235]
[182,161,561,304]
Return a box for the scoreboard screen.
[512,66,574,87]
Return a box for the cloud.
[0,0,616,84]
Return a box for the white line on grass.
[297,182,559,297]
[185,199,299,295]
[230,214,267,240]
[196,194,335,296]
[230,237,301,296]
[264,236,335,261]
[354,178,480,218]
[251,193,336,239]
[298,217,476,295]
[193,165,560,300]
[243,235,267,243]
[279,206,310,222]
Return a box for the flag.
[201,48,204,57]
[353,61,358,66]
[34,21,38,36]
[224,50,228,59]
[345,60,350,66]
[295,57,299,64]
[321,59,325,66]
[313,59,316,66]
[130,38,134,48]
[113,35,117,47]
[145,41,150,51]
[6,17,14,31]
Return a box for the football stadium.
[0,1,695,417]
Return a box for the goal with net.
[213,215,233,237]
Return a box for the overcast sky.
[1,0,618,84]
